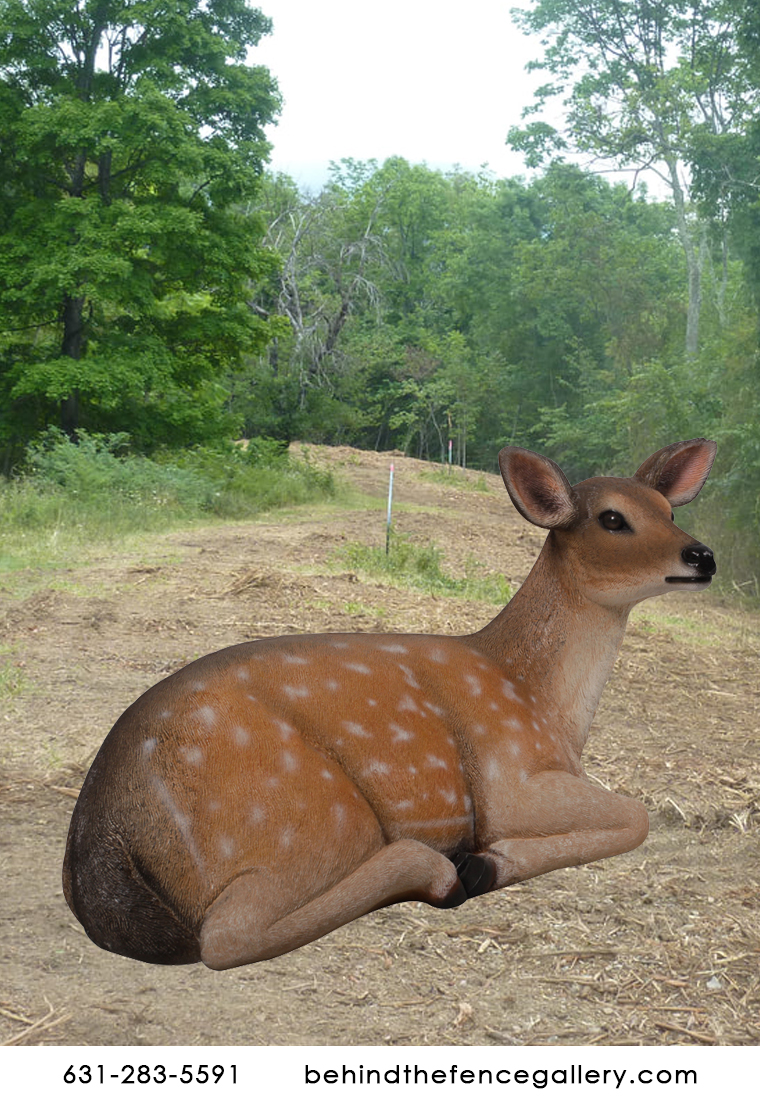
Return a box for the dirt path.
[1,445,758,1046]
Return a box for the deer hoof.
[451,851,496,898]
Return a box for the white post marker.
[386,461,394,555]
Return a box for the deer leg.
[483,771,649,889]
[200,837,464,970]
[451,851,498,896]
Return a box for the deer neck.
[468,535,631,760]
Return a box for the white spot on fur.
[235,667,250,682]
[464,673,482,697]
[389,722,414,743]
[321,769,334,780]
[325,679,340,691]
[426,754,448,769]
[160,709,172,720]
[209,799,221,812]
[333,804,346,829]
[501,679,519,701]
[194,705,216,728]
[142,737,157,758]
[265,776,280,788]
[279,826,294,848]
[282,684,310,700]
[472,722,486,736]
[345,662,372,675]
[233,726,250,747]
[398,695,420,714]
[281,750,298,772]
[395,800,415,811]
[367,697,378,707]
[426,646,448,663]
[181,745,204,766]
[275,719,295,739]
[399,664,421,689]
[249,804,266,825]
[330,640,349,649]
[282,653,309,665]
[423,700,446,718]
[442,789,458,804]
[343,720,372,738]
[408,765,418,775]
[486,758,502,781]
[504,716,523,732]
[218,835,236,858]
[380,642,408,654]
[363,760,391,776]
[190,680,206,693]
[151,776,204,871]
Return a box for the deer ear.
[499,446,576,529]
[634,438,717,507]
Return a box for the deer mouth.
[664,575,713,583]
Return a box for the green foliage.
[0,0,282,464]
[508,1,760,357]
[237,150,760,594]
[338,531,512,604]
[0,429,335,567]
[509,0,755,177]
[2,2,758,594]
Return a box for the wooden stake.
[386,461,394,555]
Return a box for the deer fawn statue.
[63,439,716,970]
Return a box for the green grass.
[633,600,760,649]
[336,531,512,603]
[0,431,336,570]
[0,644,27,703]
[420,466,489,492]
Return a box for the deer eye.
[599,510,630,532]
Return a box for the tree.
[507,0,759,355]
[0,0,280,463]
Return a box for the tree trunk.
[60,294,86,436]
[665,155,703,356]
[58,18,105,437]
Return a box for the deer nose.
[681,544,716,576]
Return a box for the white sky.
[252,0,542,191]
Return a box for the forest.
[1,0,759,590]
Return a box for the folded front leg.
[480,770,650,889]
